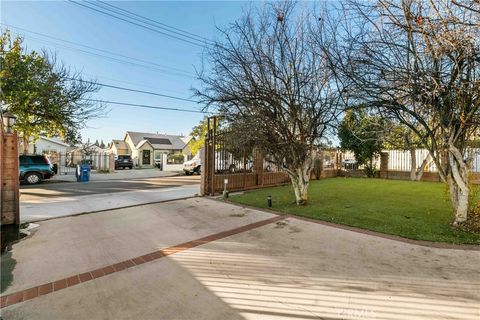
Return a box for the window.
[154,151,163,160]
[31,156,49,165]
[19,156,30,166]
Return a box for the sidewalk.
[51,168,180,182]
[20,185,200,222]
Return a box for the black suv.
[115,155,133,170]
[19,155,56,184]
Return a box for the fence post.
[336,150,343,174]
[242,148,247,189]
[200,147,207,196]
[380,152,389,179]
[202,116,217,196]
[314,150,324,180]
[253,147,263,186]
[109,153,115,173]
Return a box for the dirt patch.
[455,213,480,234]
[229,213,246,217]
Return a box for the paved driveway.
[20,176,200,200]
[20,176,201,222]
[2,198,479,320]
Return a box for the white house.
[108,131,192,170]
[24,136,70,155]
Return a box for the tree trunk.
[288,163,312,205]
[447,146,470,225]
[414,154,431,181]
[22,135,29,155]
[409,147,416,181]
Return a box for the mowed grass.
[229,178,480,245]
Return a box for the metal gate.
[203,116,290,195]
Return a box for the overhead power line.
[68,0,207,48]
[96,0,213,44]
[84,98,206,113]
[3,24,196,77]
[70,78,199,103]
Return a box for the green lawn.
[229,178,480,245]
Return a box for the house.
[109,140,129,155]
[23,136,70,155]
[109,131,192,169]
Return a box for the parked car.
[154,158,162,169]
[342,159,358,170]
[19,155,56,184]
[183,154,201,175]
[115,155,133,170]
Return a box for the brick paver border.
[0,215,284,309]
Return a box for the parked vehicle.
[19,155,56,184]
[183,154,201,175]
[115,155,133,170]
[342,159,358,170]
[154,158,162,169]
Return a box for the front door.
[142,150,151,165]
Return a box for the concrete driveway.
[1,198,479,320]
[20,176,201,222]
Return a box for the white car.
[183,154,201,175]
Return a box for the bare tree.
[195,2,342,205]
[333,0,480,224]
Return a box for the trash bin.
[76,164,91,182]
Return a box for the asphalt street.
[20,175,201,201]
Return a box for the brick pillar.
[336,151,343,173]
[109,153,115,173]
[316,150,324,179]
[1,131,20,252]
[1,132,20,225]
[380,152,389,179]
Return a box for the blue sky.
[1,1,250,144]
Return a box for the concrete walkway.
[20,184,200,222]
[2,198,479,320]
[51,168,180,182]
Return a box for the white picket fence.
[386,148,480,172]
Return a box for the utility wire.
[70,78,199,103]
[22,34,194,77]
[3,24,196,77]
[84,98,206,113]
[68,0,206,48]
[82,72,190,95]
[95,0,213,45]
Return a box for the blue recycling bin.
[76,164,91,182]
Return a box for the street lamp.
[2,111,16,133]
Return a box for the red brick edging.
[0,215,284,309]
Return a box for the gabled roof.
[126,131,187,150]
[39,136,70,147]
[135,139,153,149]
[111,139,128,150]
